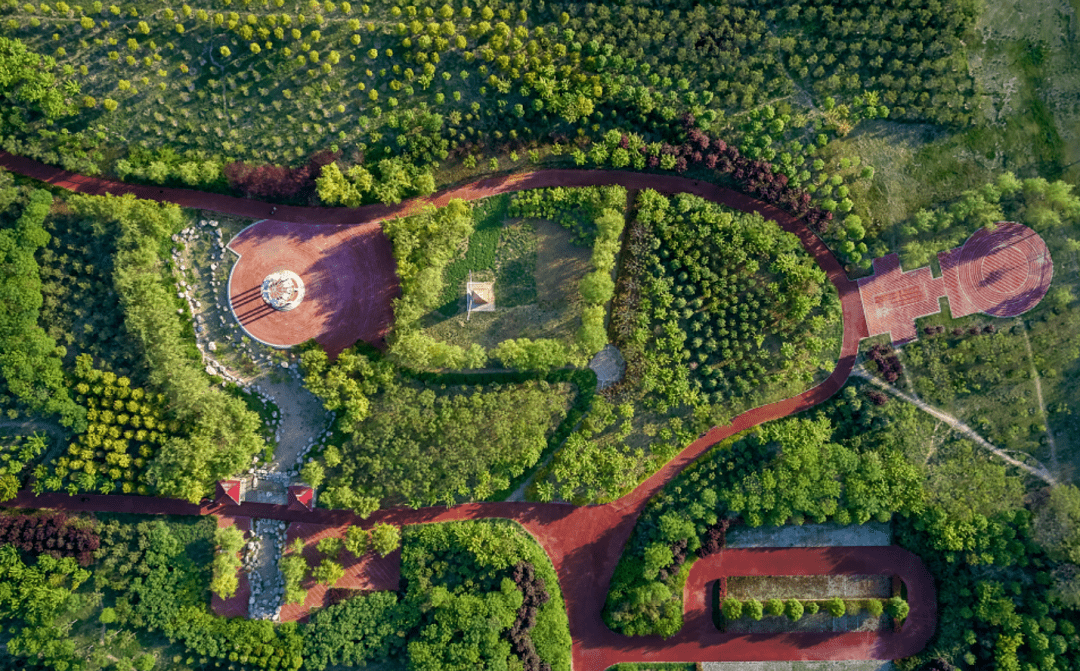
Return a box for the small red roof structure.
[216,480,244,506]
[288,485,315,512]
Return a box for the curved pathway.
[0,152,936,669]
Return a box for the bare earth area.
[726,575,891,601]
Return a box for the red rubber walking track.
[0,152,934,669]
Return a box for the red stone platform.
[857,254,945,345]
[939,221,1053,318]
[858,222,1052,346]
[227,219,399,357]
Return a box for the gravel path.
[246,518,288,620]
[853,368,1056,484]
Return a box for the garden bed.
[726,575,891,601]
[420,193,605,354]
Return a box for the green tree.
[210,526,245,599]
[0,189,85,431]
[0,36,79,121]
[302,460,326,489]
[579,270,615,304]
[317,536,342,560]
[371,523,400,557]
[313,558,345,586]
[721,596,742,620]
[765,598,784,617]
[344,526,368,556]
[886,596,909,621]
[642,542,673,580]
[280,550,308,605]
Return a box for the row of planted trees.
[718,595,909,626]
[277,524,401,605]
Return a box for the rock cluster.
[246,518,288,621]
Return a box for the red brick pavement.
[857,254,945,345]
[227,220,398,356]
[277,521,400,623]
[939,221,1053,319]
[211,515,252,619]
[0,154,941,668]
[858,222,1053,347]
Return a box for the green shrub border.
[714,594,910,631]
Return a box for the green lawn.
[420,195,593,354]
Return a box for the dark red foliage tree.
[225,150,339,201]
[696,520,732,558]
[0,513,100,566]
[867,344,903,382]
[507,562,552,671]
[866,390,889,406]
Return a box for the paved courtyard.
[858,222,1052,346]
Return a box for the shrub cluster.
[52,354,173,496]
[867,343,903,383]
[584,120,834,233]
[507,561,552,671]
[508,185,626,247]
[616,189,833,414]
[720,596,908,625]
[226,150,337,201]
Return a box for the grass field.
[421,201,592,352]
[828,0,1080,262]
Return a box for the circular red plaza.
[227,219,399,356]
[954,221,1053,318]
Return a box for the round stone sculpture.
[261,270,306,311]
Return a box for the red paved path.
[0,153,936,669]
